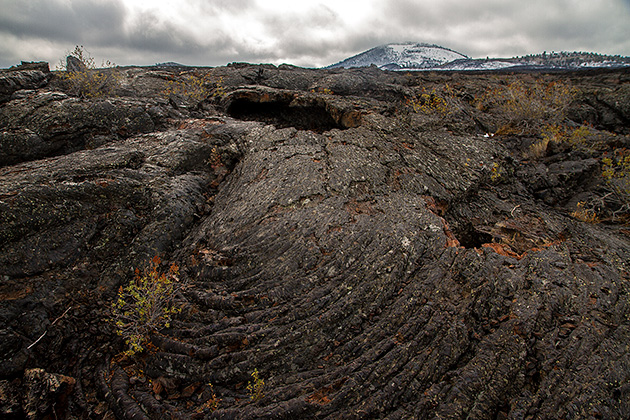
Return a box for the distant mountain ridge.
[328,43,630,71]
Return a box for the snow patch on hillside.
[440,60,516,71]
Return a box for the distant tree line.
[512,51,630,67]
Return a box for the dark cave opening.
[226,99,345,133]
[453,223,493,249]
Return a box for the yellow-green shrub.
[476,79,576,132]
[407,84,456,116]
[246,368,265,402]
[529,124,592,158]
[111,256,181,356]
[310,87,334,95]
[543,124,590,147]
[162,72,225,103]
[490,162,503,182]
[602,149,630,211]
[58,45,121,98]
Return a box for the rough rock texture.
[0,67,51,104]
[66,56,88,73]
[0,64,629,419]
[0,91,161,167]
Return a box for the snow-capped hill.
[328,43,468,70]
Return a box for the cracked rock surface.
[1,63,629,419]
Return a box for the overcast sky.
[1,0,629,69]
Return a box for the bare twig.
[27,306,73,350]
[511,205,521,217]
[26,332,47,350]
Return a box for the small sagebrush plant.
[407,84,456,116]
[476,79,576,133]
[490,162,503,182]
[58,45,121,98]
[529,124,592,158]
[602,149,630,214]
[162,72,225,103]
[310,87,334,95]
[196,382,221,413]
[111,256,182,356]
[571,201,600,224]
[246,368,265,402]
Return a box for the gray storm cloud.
[0,0,127,44]
[0,0,628,68]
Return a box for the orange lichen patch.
[388,167,417,189]
[340,110,363,128]
[421,196,461,247]
[255,167,268,181]
[344,199,376,216]
[226,337,250,353]
[482,243,523,260]
[197,248,233,266]
[443,220,461,248]
[94,178,115,187]
[513,323,528,338]
[393,331,406,345]
[306,378,347,406]
[422,195,461,248]
[176,118,224,130]
[422,195,448,216]
[257,93,272,102]
[0,283,33,301]
[389,169,403,190]
[306,389,332,405]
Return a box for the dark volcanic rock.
[0,91,161,167]
[0,64,629,419]
[66,56,88,73]
[23,368,76,419]
[0,70,50,104]
[8,62,50,73]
